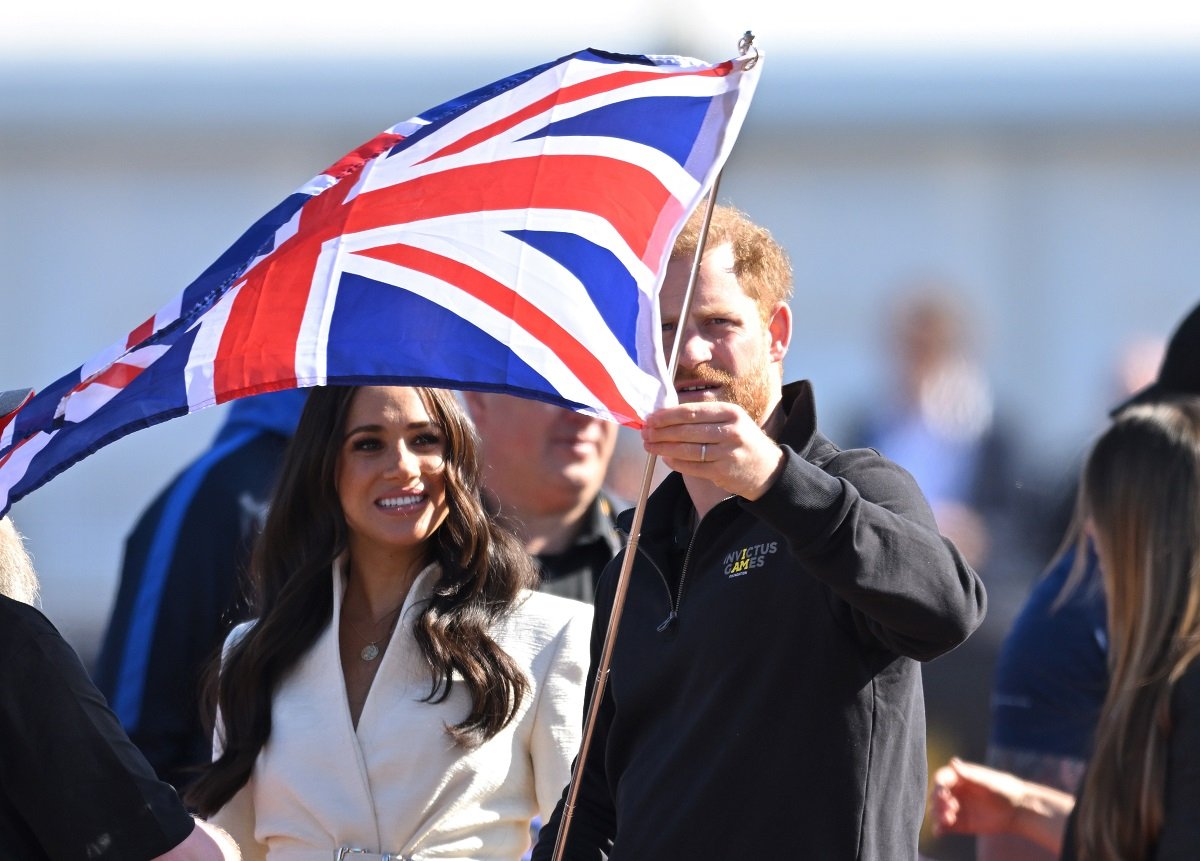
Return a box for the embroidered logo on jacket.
[723,542,779,577]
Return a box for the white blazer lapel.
[254,562,382,849]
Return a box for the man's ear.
[766,302,792,364]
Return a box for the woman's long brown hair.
[1075,398,1200,860]
[186,386,537,815]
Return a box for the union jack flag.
[0,47,762,517]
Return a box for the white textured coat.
[212,561,592,861]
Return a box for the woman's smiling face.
[336,386,450,566]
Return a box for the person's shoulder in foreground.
[0,593,237,860]
[0,503,237,860]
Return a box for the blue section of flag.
[10,372,78,441]
[522,96,714,167]
[175,191,315,329]
[416,59,561,129]
[9,326,199,503]
[324,273,556,397]
[579,48,662,67]
[505,229,640,363]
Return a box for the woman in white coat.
[186,386,591,861]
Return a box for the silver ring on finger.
[700,443,708,463]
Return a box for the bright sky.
[6,0,1200,61]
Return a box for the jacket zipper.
[650,500,730,632]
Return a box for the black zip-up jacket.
[534,381,986,861]
[0,596,195,859]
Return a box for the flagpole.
[550,171,724,861]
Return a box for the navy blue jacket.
[94,390,305,790]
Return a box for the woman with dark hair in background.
[187,385,590,861]
[931,398,1200,860]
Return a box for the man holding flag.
[534,205,986,861]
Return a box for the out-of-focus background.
[4,3,1200,857]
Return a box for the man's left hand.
[641,402,784,500]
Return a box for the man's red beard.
[675,363,772,423]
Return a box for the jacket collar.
[777,379,820,458]
[581,491,627,554]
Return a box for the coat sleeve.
[744,445,986,660]
[528,602,592,821]
[209,776,264,861]
[207,622,267,861]
[0,601,196,859]
[531,571,621,861]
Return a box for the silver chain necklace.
[343,606,403,662]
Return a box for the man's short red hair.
[671,204,793,318]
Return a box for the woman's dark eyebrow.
[344,421,437,438]
[343,423,384,438]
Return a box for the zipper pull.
[656,611,678,633]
